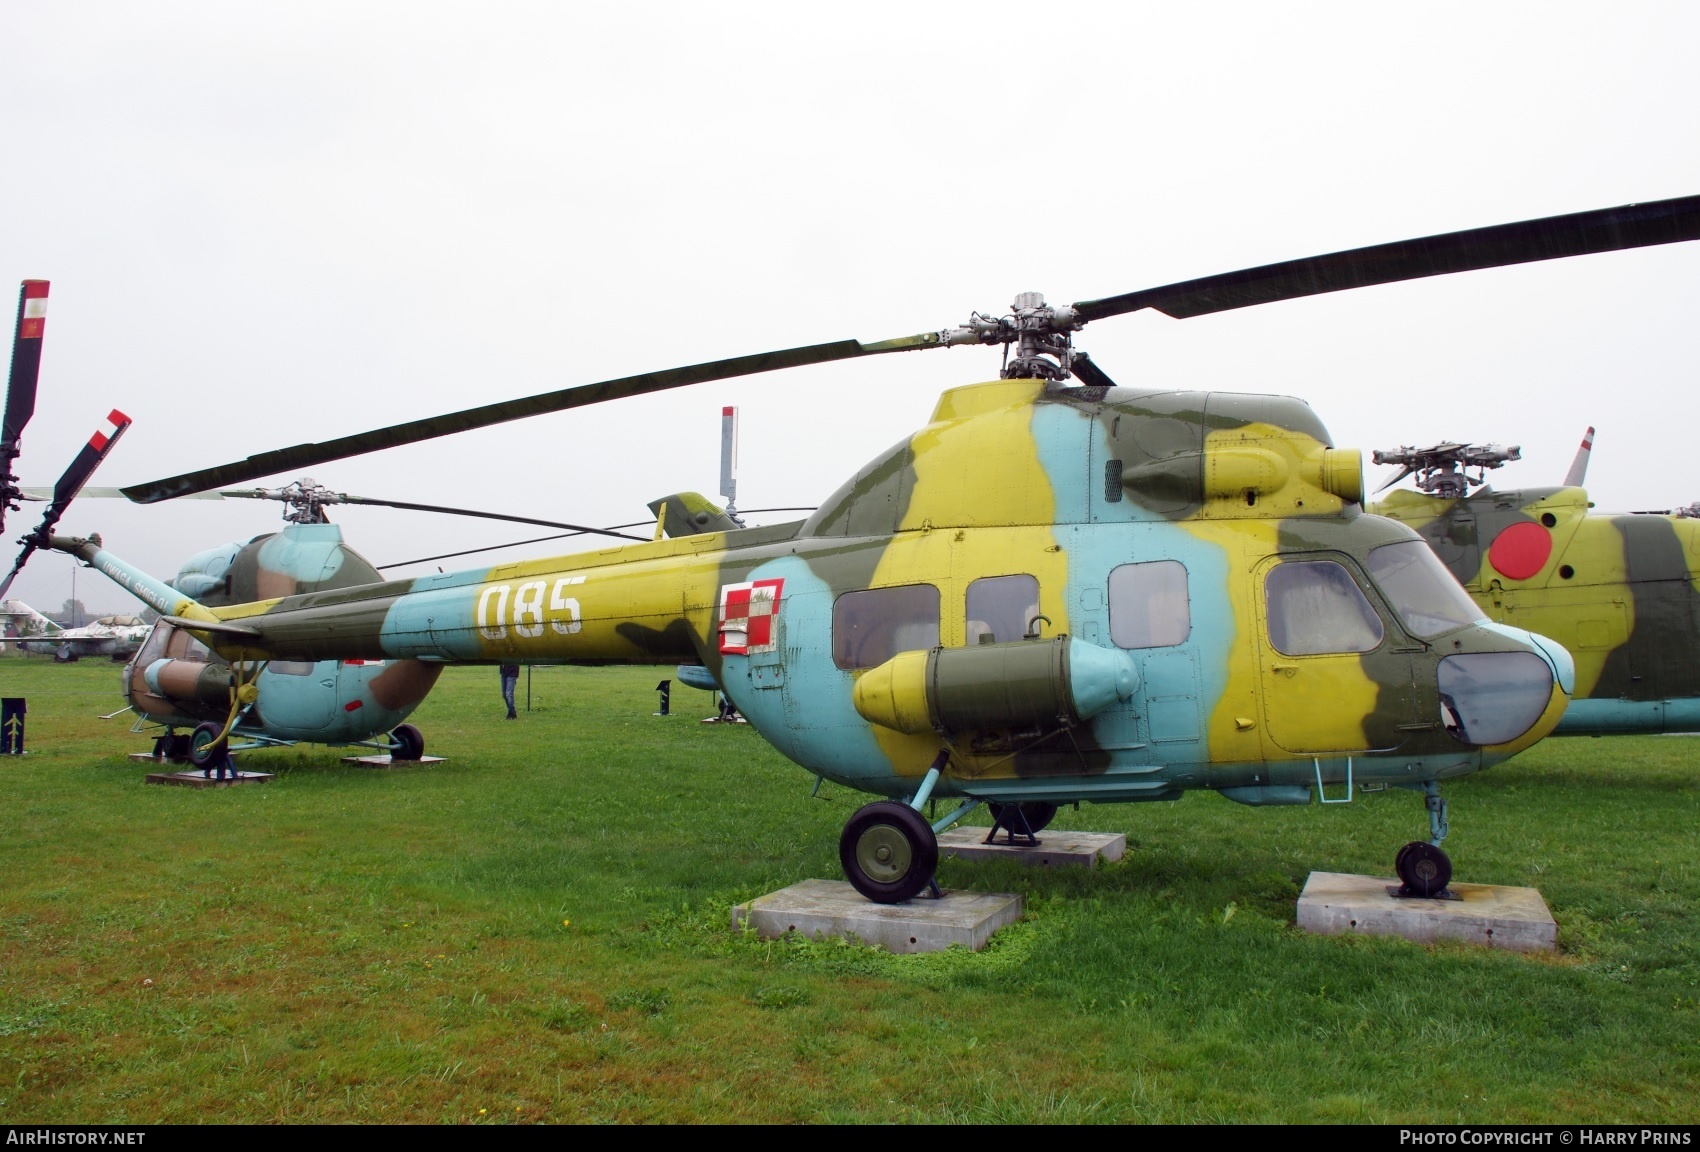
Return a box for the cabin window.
[1264,560,1384,655]
[833,584,940,669]
[268,661,316,677]
[966,574,1040,645]
[1366,540,1486,639]
[133,623,172,666]
[1108,560,1191,649]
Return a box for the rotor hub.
[1372,443,1521,499]
[260,478,339,524]
[938,292,1086,382]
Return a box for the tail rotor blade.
[2,280,50,533]
[1563,426,1594,488]
[720,405,741,523]
[0,409,132,599]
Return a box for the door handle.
[1271,663,1298,678]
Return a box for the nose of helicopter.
[1436,622,1574,753]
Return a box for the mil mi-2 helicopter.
[65,195,1700,904]
[1370,432,1700,736]
[0,276,665,768]
[45,477,661,768]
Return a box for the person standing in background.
[500,661,520,719]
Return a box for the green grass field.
[0,657,1695,1123]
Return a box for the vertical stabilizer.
[0,599,61,636]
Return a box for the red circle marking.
[1489,521,1553,580]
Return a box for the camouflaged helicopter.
[59,195,1700,904]
[1370,434,1700,737]
[0,279,661,769]
[43,478,658,768]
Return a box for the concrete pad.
[1297,871,1556,953]
[939,827,1125,869]
[733,878,1022,954]
[340,754,448,768]
[146,770,274,788]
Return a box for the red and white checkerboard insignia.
[718,577,784,655]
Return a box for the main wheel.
[987,801,1059,835]
[1396,841,1452,897]
[389,723,425,761]
[187,721,227,769]
[839,801,939,904]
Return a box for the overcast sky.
[2,2,1697,613]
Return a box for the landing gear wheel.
[187,722,228,770]
[987,801,1058,835]
[389,723,424,761]
[1396,841,1452,897]
[839,801,939,905]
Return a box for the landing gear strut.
[187,721,235,780]
[1394,781,1453,897]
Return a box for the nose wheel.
[1393,781,1454,897]
[1394,841,1452,897]
[839,801,939,904]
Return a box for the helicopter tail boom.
[50,535,225,631]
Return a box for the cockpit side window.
[1265,560,1384,655]
[1109,560,1190,649]
[966,574,1039,646]
[833,584,940,669]
[134,622,173,666]
[1367,540,1487,639]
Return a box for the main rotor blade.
[18,485,225,501]
[1073,194,1700,322]
[1372,464,1417,494]
[1067,351,1119,390]
[377,520,658,570]
[0,410,131,599]
[122,332,944,503]
[375,507,817,570]
[2,280,51,534]
[312,493,651,540]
